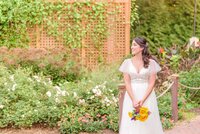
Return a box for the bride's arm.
[139,73,156,106]
[139,59,161,106]
[123,73,139,107]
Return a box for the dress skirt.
[119,80,164,134]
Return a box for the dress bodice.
[119,58,164,134]
[119,58,161,83]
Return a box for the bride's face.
[131,40,144,55]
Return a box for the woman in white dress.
[119,37,164,134]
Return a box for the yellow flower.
[138,114,148,122]
[128,112,133,118]
[136,116,140,120]
[139,107,149,115]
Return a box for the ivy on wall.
[130,0,139,31]
[0,0,114,49]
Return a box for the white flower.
[90,95,94,99]
[55,98,60,103]
[10,75,14,81]
[33,75,39,79]
[103,81,107,85]
[43,82,47,85]
[92,87,102,96]
[112,96,118,103]
[47,78,52,85]
[12,83,17,91]
[4,82,7,86]
[54,86,62,96]
[92,88,98,94]
[61,91,66,96]
[104,97,111,104]
[96,85,100,88]
[79,99,85,105]
[0,105,4,109]
[95,90,102,96]
[108,89,113,92]
[73,92,77,98]
[66,91,70,96]
[28,78,33,82]
[49,81,52,85]
[60,91,69,96]
[54,86,61,92]
[46,91,52,97]
[102,97,112,107]
[33,75,41,82]
[106,103,110,107]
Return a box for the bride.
[119,37,164,134]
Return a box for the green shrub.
[1,60,198,132]
[179,65,200,104]
[0,63,120,133]
[0,65,62,127]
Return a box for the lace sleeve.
[119,59,129,73]
[149,59,161,74]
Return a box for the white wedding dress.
[119,58,164,134]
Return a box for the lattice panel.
[114,1,130,62]
[28,0,130,70]
[27,25,37,47]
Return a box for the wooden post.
[118,83,126,127]
[171,74,179,122]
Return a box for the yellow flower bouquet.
[128,107,151,122]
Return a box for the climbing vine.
[130,0,139,31]
[0,0,112,49]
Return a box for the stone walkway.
[165,115,200,134]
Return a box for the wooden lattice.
[28,0,130,70]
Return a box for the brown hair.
[133,37,152,68]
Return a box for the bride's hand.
[138,100,145,107]
[132,100,140,111]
